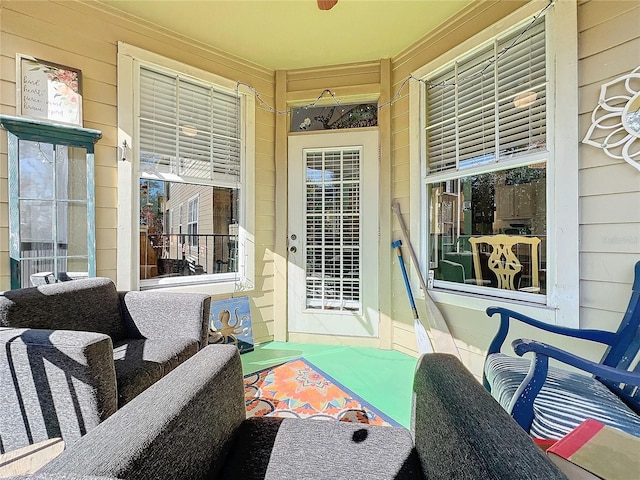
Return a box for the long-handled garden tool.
[392,240,433,354]
[392,202,461,360]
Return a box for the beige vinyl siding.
[577,0,640,335]
[285,62,382,105]
[0,0,276,343]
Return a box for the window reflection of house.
[132,63,244,287]
[140,180,238,280]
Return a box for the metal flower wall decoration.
[582,66,640,171]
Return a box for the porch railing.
[146,233,238,277]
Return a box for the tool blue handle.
[393,240,417,313]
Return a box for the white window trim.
[409,0,578,326]
[117,42,255,294]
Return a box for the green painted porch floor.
[240,341,417,428]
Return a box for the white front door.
[288,130,379,337]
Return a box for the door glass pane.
[19,140,54,199]
[304,148,361,311]
[58,202,87,256]
[15,140,91,287]
[19,199,54,287]
[57,145,87,200]
[22,259,56,286]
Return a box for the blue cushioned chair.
[483,261,640,440]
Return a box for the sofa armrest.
[41,344,245,480]
[412,353,567,480]
[118,291,211,348]
[0,328,117,453]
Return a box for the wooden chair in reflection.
[468,234,541,292]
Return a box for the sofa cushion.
[485,353,640,439]
[113,337,199,406]
[218,417,423,480]
[119,291,211,348]
[0,278,126,342]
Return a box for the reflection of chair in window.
[440,259,481,285]
[440,259,466,283]
[468,235,540,292]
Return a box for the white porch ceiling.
[96,0,474,70]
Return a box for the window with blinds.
[139,66,240,186]
[425,16,546,175]
[136,64,241,286]
[423,14,549,302]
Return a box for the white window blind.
[139,66,240,186]
[305,148,361,311]
[425,16,546,175]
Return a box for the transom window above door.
[290,102,378,132]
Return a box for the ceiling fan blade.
[317,0,338,11]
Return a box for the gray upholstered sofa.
[12,346,567,479]
[0,277,211,453]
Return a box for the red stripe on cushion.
[548,419,605,459]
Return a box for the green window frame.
[0,115,101,289]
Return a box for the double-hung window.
[424,15,547,301]
[413,1,579,321]
[118,43,255,292]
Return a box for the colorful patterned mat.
[244,357,399,426]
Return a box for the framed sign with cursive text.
[17,54,83,126]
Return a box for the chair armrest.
[41,344,245,480]
[119,291,211,348]
[412,353,567,479]
[513,338,640,387]
[0,328,117,452]
[485,306,617,356]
